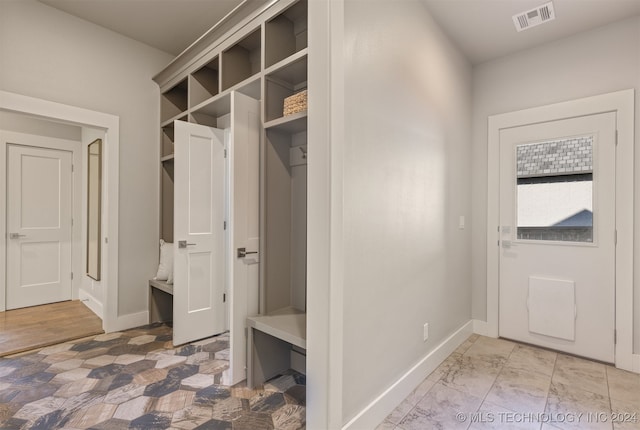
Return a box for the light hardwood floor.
[0,300,103,357]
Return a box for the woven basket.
[283,89,307,116]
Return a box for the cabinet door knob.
[178,240,196,249]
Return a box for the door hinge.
[614,329,617,345]
[614,230,618,245]
[615,130,618,146]
[71,218,74,226]
[71,272,74,280]
[223,293,226,303]
[224,221,227,230]
[72,164,74,172]
[224,149,227,158]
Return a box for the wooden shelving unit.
[154,0,308,388]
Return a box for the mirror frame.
[86,138,102,280]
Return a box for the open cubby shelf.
[221,28,261,91]
[161,78,188,122]
[265,51,307,123]
[190,74,261,121]
[265,0,308,68]
[190,57,219,108]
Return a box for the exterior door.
[499,112,616,363]
[6,144,73,309]
[173,120,227,345]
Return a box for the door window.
[516,136,593,242]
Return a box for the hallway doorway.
[0,90,120,332]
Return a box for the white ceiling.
[38,0,640,62]
[421,0,640,64]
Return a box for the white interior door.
[6,144,73,309]
[227,92,260,385]
[499,112,616,362]
[173,120,227,346]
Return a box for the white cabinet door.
[227,92,261,385]
[499,112,616,362]
[6,144,73,309]
[173,121,227,346]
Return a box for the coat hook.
[299,146,307,159]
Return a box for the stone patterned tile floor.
[377,335,640,430]
[0,323,306,429]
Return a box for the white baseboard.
[342,320,474,430]
[78,289,103,320]
[108,311,149,333]
[633,354,640,374]
[473,319,490,337]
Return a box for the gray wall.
[471,16,640,352]
[0,0,174,318]
[342,0,472,422]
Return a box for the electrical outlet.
[423,323,429,341]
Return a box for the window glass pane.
[516,136,593,242]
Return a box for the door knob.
[9,233,26,239]
[237,247,258,258]
[178,240,196,249]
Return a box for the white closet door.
[173,120,227,346]
[6,144,73,309]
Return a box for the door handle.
[237,247,258,258]
[9,233,26,239]
[501,240,517,249]
[178,240,196,249]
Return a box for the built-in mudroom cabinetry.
[152,0,308,388]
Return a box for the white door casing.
[498,112,616,362]
[486,89,635,372]
[6,144,73,309]
[173,120,227,346]
[227,92,261,385]
[0,91,118,332]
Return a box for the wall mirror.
[87,138,102,280]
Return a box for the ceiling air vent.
[512,2,556,32]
